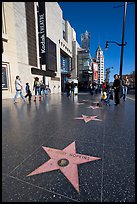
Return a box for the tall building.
[81,30,90,51]
[77,48,92,90]
[94,45,104,84]
[2,2,79,99]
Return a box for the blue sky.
[59,2,135,82]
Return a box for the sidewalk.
[2,93,135,202]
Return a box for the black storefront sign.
[38,2,46,65]
[31,67,56,78]
[46,37,57,72]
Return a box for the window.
[62,19,67,42]
[2,3,7,35]
[2,63,8,89]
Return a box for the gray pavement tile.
[2,176,77,202]
[101,146,135,202]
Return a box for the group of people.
[13,74,129,106]
[65,81,77,97]
[13,76,50,103]
[89,81,101,95]
[113,74,129,106]
[100,74,129,106]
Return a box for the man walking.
[113,74,121,106]
[13,76,26,103]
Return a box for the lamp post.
[105,2,127,80]
[119,2,127,79]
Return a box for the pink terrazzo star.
[76,102,84,105]
[27,141,101,193]
[88,105,100,109]
[82,99,89,102]
[75,114,102,123]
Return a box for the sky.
[59,2,135,82]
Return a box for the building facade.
[77,48,92,90]
[2,2,78,99]
[94,45,104,84]
[81,30,90,51]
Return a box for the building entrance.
[61,73,68,92]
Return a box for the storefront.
[60,50,72,92]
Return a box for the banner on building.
[93,62,98,81]
[38,2,47,65]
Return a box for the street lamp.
[105,2,127,80]
[105,41,127,50]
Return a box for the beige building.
[94,45,104,84]
[2,2,79,99]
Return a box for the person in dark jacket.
[113,74,121,106]
[71,81,75,96]
[65,81,71,97]
[25,82,32,102]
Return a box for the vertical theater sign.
[38,2,47,65]
[31,2,56,77]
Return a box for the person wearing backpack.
[33,77,41,102]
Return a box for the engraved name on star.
[74,114,102,123]
[88,105,100,109]
[26,141,101,193]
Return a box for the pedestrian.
[40,80,45,96]
[71,81,75,96]
[33,77,41,102]
[45,85,51,95]
[13,76,26,103]
[113,74,121,106]
[66,81,71,97]
[95,83,98,94]
[25,82,32,102]
[89,82,93,95]
[122,76,129,101]
[102,82,106,92]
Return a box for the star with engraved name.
[26,141,101,193]
[76,102,84,105]
[82,99,89,102]
[74,114,102,123]
[88,105,101,109]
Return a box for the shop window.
[2,63,8,89]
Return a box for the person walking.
[89,82,93,95]
[40,80,45,96]
[25,82,32,103]
[113,74,121,106]
[122,76,129,101]
[71,81,75,96]
[33,77,41,102]
[13,76,26,103]
[66,81,71,97]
